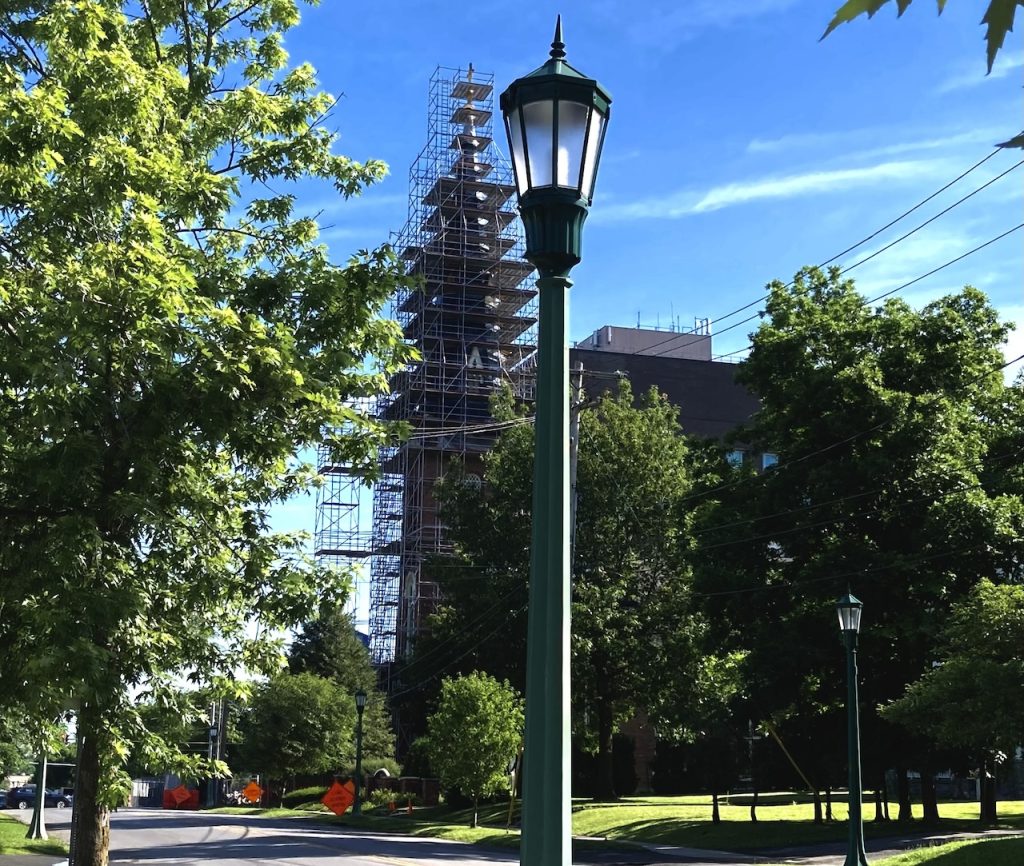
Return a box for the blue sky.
[270,0,1023,623]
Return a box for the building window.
[761,452,778,470]
[726,450,745,467]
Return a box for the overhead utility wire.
[418,445,1021,582]
[385,535,1000,694]
[674,348,1024,510]
[635,141,1020,360]
[711,221,1024,361]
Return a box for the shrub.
[281,786,328,809]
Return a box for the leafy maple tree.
[0,1,409,862]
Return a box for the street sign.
[321,780,355,816]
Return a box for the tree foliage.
[695,267,1023,807]
[822,0,1022,74]
[234,672,355,797]
[288,605,394,764]
[424,672,523,826]
[409,384,709,800]
[0,1,409,861]
[882,579,1024,755]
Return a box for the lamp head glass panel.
[835,593,863,634]
[355,689,367,710]
[500,17,611,206]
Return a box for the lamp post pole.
[837,592,870,866]
[500,19,610,866]
[353,689,367,816]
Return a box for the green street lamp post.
[837,592,870,866]
[353,689,367,816]
[500,18,610,866]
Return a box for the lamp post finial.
[550,15,566,60]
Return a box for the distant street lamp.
[353,689,367,816]
[500,17,610,866]
[836,592,869,866]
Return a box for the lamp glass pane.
[557,100,588,188]
[522,100,554,187]
[580,109,606,200]
[505,107,528,196]
[837,604,862,633]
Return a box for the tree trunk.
[592,699,616,801]
[711,791,720,824]
[873,786,885,822]
[471,795,479,828]
[824,785,833,822]
[750,789,758,824]
[813,789,823,825]
[920,769,939,825]
[896,766,913,821]
[73,703,111,866]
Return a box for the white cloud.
[936,50,1024,94]
[597,158,948,221]
[692,160,945,213]
[747,127,1003,158]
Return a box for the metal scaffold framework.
[314,406,375,624]
[369,65,537,666]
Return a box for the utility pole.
[568,361,584,565]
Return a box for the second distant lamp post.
[836,592,870,866]
[353,688,367,815]
[500,17,610,866]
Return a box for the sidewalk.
[628,827,1024,865]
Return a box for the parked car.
[0,790,7,808]
[4,785,72,810]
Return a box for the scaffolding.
[314,410,375,624]
[369,65,537,665]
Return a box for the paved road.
[10,808,1024,866]
[20,809,679,865]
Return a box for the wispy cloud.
[747,127,1002,158]
[841,225,1024,305]
[597,159,948,222]
[936,50,1024,94]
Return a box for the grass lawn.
[874,836,1024,865]
[209,796,1024,854]
[571,796,1024,851]
[0,813,69,856]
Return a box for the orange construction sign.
[170,785,191,805]
[321,780,355,816]
[242,782,263,804]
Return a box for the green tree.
[696,267,1023,821]
[409,384,703,800]
[823,0,1022,74]
[234,672,354,803]
[883,579,1024,821]
[424,672,523,827]
[0,2,409,862]
[0,708,35,782]
[288,606,394,766]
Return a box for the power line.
[708,221,1024,363]
[674,348,1024,510]
[625,141,1019,359]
